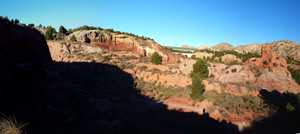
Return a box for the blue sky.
[1,0,300,47]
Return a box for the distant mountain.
[212,43,235,51]
[182,45,195,49]
[234,40,300,60]
[206,40,300,61]
[197,45,212,50]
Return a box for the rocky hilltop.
[182,45,195,48]
[237,40,300,61]
[212,43,235,51]
[197,45,212,50]
[209,40,300,61]
[205,44,300,95]
[67,30,185,64]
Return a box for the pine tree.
[14,19,19,24]
[71,34,77,42]
[59,25,67,34]
[192,58,209,79]
[45,26,54,40]
[190,73,205,101]
[151,52,162,65]
[190,58,208,101]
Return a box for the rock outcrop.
[47,41,104,62]
[245,45,300,93]
[67,30,185,64]
[235,40,300,61]
[206,45,300,95]
[194,52,213,58]
[221,54,242,64]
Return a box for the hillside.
[1,17,300,133]
[0,18,239,134]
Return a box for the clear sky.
[1,0,300,47]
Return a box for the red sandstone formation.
[67,30,185,64]
[246,45,300,94]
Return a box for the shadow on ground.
[244,89,300,134]
[0,61,239,134]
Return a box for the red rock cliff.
[67,30,185,64]
[246,45,300,94]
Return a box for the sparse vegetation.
[288,66,300,85]
[0,115,27,134]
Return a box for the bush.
[151,52,162,65]
[28,23,34,26]
[177,59,181,63]
[71,34,77,42]
[221,111,231,118]
[286,102,296,112]
[191,55,196,59]
[207,105,216,114]
[72,25,97,32]
[57,32,63,40]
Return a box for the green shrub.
[71,34,77,42]
[177,59,181,63]
[221,111,231,118]
[286,102,296,112]
[191,55,196,59]
[207,105,216,114]
[57,32,63,40]
[151,52,162,65]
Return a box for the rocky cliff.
[67,30,185,64]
